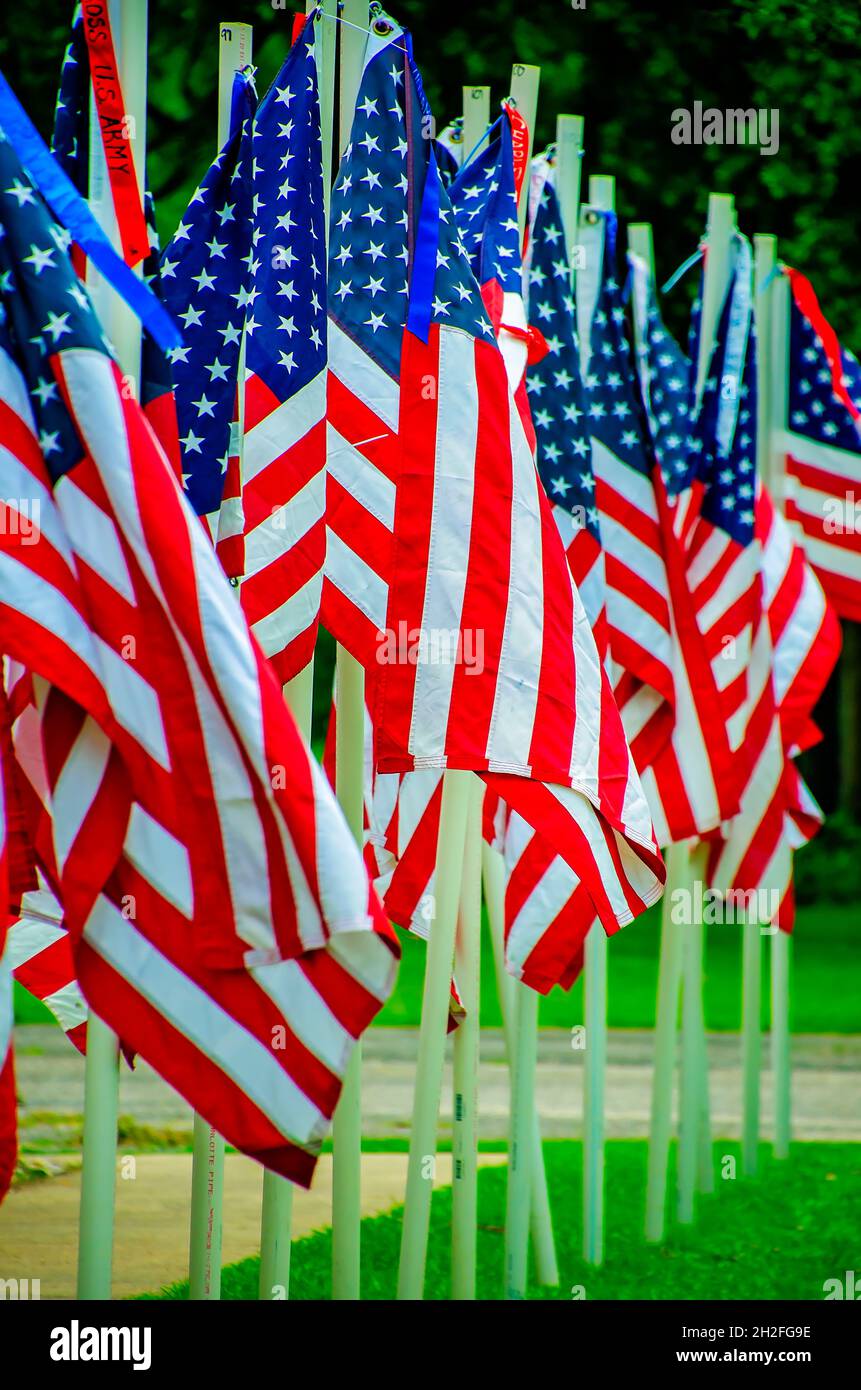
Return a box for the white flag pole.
[451,777,483,1299]
[258,0,337,1298]
[578,172,615,1270]
[447,83,492,1306]
[501,60,542,1302]
[330,0,367,1302]
[739,231,785,1177]
[397,771,473,1300]
[461,83,490,159]
[675,192,735,1223]
[188,20,254,1302]
[482,845,559,1283]
[626,223,683,1241]
[759,239,793,1161]
[76,0,149,1301]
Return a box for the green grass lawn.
[375,900,861,1033]
[137,1139,861,1300]
[14,899,861,1032]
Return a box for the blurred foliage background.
[2,0,859,818]
[5,0,860,341]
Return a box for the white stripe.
[55,474,135,605]
[94,635,171,770]
[330,321,399,433]
[325,525,388,630]
[250,571,322,660]
[124,804,193,921]
[243,372,324,486]
[51,717,113,873]
[244,469,325,573]
[327,423,396,531]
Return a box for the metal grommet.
[586,210,600,225]
[372,18,394,34]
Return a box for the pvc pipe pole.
[462,85,490,162]
[498,58,543,1298]
[331,647,365,1300]
[482,845,558,1284]
[76,1016,121,1299]
[188,1112,225,1299]
[676,911,700,1224]
[644,845,684,1242]
[555,114,584,293]
[397,771,472,1301]
[771,929,791,1158]
[76,0,150,1302]
[578,175,615,1270]
[741,919,762,1177]
[190,18,257,1304]
[695,193,736,401]
[754,232,793,1161]
[451,778,483,1300]
[509,62,540,243]
[504,983,539,1298]
[216,21,252,147]
[328,0,366,1302]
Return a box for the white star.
[7,179,36,206]
[24,244,56,275]
[193,394,217,418]
[364,311,386,333]
[278,350,297,372]
[43,312,71,342]
[32,377,58,406]
[180,428,204,454]
[206,359,229,382]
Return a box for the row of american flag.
[1,4,858,1204]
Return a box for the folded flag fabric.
[526,158,607,657]
[159,17,328,677]
[577,209,676,772]
[0,134,398,1184]
[781,267,861,622]
[324,13,663,992]
[629,255,742,839]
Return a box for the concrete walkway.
[13,1025,861,1145]
[0,1152,506,1300]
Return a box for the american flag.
[0,135,398,1183]
[526,162,606,654]
[324,20,664,991]
[158,68,257,577]
[781,268,861,622]
[578,209,676,772]
[678,259,841,926]
[237,23,328,682]
[629,257,741,839]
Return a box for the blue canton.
[159,72,256,513]
[328,18,492,383]
[583,211,652,475]
[525,178,598,539]
[448,111,521,294]
[789,293,861,451]
[244,24,327,411]
[0,135,110,484]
